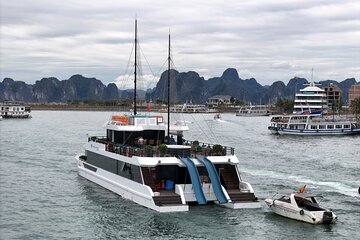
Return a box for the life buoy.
[300,209,304,215]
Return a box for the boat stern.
[322,211,337,224]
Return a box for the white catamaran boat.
[265,188,337,224]
[268,112,360,135]
[75,20,260,212]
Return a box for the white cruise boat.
[293,82,327,114]
[168,103,217,113]
[265,191,337,224]
[268,113,360,135]
[0,105,31,118]
[236,106,271,117]
[75,20,260,212]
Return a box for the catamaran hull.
[76,156,189,213]
[222,202,261,209]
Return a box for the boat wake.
[214,119,227,123]
[288,175,359,198]
[243,168,359,198]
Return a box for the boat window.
[319,125,326,129]
[336,125,342,129]
[310,197,318,204]
[344,124,350,128]
[278,196,291,203]
[295,196,311,207]
[327,125,334,129]
[86,151,142,183]
[311,125,317,129]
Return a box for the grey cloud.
[1,0,359,85]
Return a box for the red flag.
[147,103,150,112]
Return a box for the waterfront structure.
[76,20,259,212]
[349,84,360,104]
[293,82,327,114]
[324,83,342,109]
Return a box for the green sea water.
[0,111,359,239]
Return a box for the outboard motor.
[322,211,333,224]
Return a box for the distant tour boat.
[167,104,217,113]
[268,113,360,136]
[0,105,31,119]
[268,81,360,136]
[75,20,260,212]
[236,106,271,117]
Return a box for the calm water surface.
[0,111,359,239]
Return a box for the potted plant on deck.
[145,145,153,157]
[158,144,168,157]
[212,144,223,156]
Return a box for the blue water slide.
[197,156,228,204]
[179,157,207,204]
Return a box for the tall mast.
[311,67,313,82]
[134,19,138,115]
[167,32,171,139]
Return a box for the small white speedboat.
[214,113,221,120]
[265,191,337,224]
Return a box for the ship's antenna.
[311,68,314,83]
[167,30,171,139]
[134,19,138,115]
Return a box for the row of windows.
[289,124,351,130]
[294,102,326,105]
[309,124,350,130]
[107,129,165,146]
[0,107,25,111]
[86,151,142,183]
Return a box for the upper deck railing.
[88,136,235,157]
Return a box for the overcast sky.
[1,0,359,89]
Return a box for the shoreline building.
[324,83,342,109]
[349,84,360,105]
